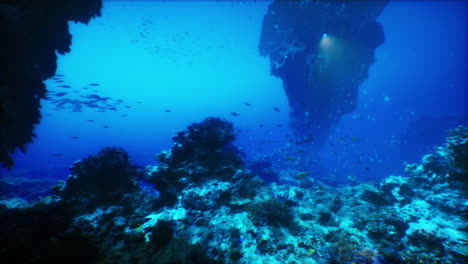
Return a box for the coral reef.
[247,199,294,227]
[149,117,251,206]
[0,0,102,169]
[0,176,56,200]
[259,0,388,144]
[247,155,278,183]
[1,123,467,263]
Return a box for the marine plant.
[52,146,141,204]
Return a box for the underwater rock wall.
[0,120,466,263]
[259,0,388,144]
[0,0,102,169]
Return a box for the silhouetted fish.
[55,92,67,96]
[87,120,95,122]
[164,109,171,112]
[59,85,71,88]
[103,126,109,128]
[243,102,253,107]
[121,114,128,117]
[68,136,79,139]
[54,80,65,83]
[89,83,100,86]
[230,112,240,116]
[137,101,143,104]
[55,74,64,77]
[273,107,280,112]
[124,106,132,108]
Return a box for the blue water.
[3,0,467,184]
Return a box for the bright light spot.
[322,33,328,39]
[384,96,391,103]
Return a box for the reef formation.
[0,119,466,263]
[0,0,103,169]
[259,0,388,145]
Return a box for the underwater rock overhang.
[0,0,103,169]
[259,0,389,144]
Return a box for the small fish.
[137,101,143,104]
[164,109,171,112]
[55,74,64,77]
[350,137,361,141]
[59,85,71,88]
[87,120,95,122]
[121,114,128,117]
[89,83,100,86]
[103,126,109,128]
[259,124,264,127]
[276,124,283,128]
[296,171,311,180]
[54,80,65,83]
[230,112,240,116]
[55,92,68,96]
[243,102,253,107]
[68,136,80,139]
[285,156,297,161]
[273,107,280,112]
[124,106,132,108]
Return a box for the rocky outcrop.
[0,0,102,169]
[259,0,388,144]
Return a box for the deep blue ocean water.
[2,0,466,185]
